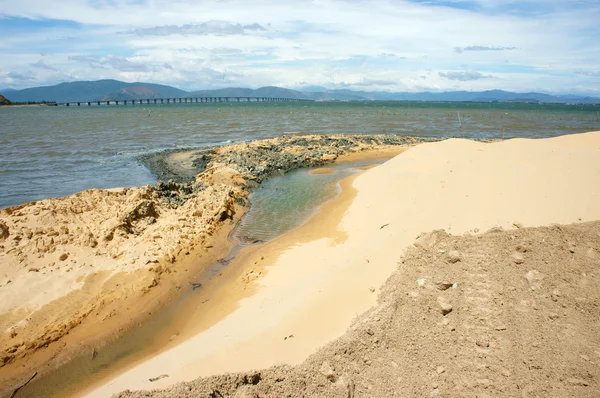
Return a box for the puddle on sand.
[232,158,389,245]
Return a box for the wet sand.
[308,167,335,175]
[87,132,600,396]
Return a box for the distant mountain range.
[2,79,599,104]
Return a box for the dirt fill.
[117,221,600,397]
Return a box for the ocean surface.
[1,101,599,209]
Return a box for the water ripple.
[1,102,599,209]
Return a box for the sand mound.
[0,181,240,368]
[117,221,600,397]
[0,134,425,393]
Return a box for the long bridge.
[58,96,312,106]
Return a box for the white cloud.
[439,71,495,81]
[30,60,58,71]
[455,46,518,54]
[0,0,599,94]
[576,71,600,77]
[127,21,267,36]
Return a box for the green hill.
[2,80,188,103]
[2,80,599,104]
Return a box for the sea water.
[1,101,599,210]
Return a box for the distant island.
[2,79,599,104]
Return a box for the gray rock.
[320,361,336,382]
[447,250,461,263]
[510,252,524,264]
[525,270,544,290]
[476,339,490,348]
[437,296,453,315]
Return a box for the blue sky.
[1,0,599,94]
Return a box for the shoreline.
[0,134,428,397]
[0,104,57,108]
[86,131,600,396]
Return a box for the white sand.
[84,132,600,397]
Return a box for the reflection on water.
[1,101,599,209]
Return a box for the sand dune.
[88,132,600,396]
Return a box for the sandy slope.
[88,132,600,396]
[117,221,600,397]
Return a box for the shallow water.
[1,101,599,209]
[233,159,385,244]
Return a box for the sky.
[1,0,599,95]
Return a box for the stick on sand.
[9,372,37,398]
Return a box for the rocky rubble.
[143,134,435,185]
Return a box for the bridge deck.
[59,97,312,106]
